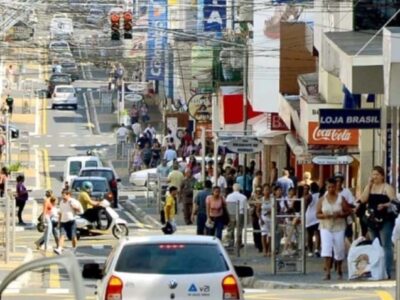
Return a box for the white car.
[129,156,215,186]
[49,40,71,53]
[51,85,78,110]
[82,235,253,300]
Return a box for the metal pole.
[271,196,276,274]
[243,201,248,260]
[11,192,15,252]
[300,197,306,274]
[201,127,206,181]
[235,201,240,257]
[4,189,10,264]
[392,107,398,189]
[6,113,10,166]
[242,39,248,176]
[121,80,125,125]
[396,239,400,300]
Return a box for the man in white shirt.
[225,183,247,248]
[54,190,82,255]
[116,124,129,140]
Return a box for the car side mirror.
[234,265,254,278]
[82,263,103,279]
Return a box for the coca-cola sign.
[308,122,359,146]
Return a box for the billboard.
[250,1,314,112]
[146,0,168,81]
[203,0,226,32]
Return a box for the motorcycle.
[75,200,129,239]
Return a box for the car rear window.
[51,76,70,83]
[115,244,229,274]
[72,180,108,192]
[85,160,99,167]
[56,87,74,93]
[81,170,113,181]
[69,161,82,175]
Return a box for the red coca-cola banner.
[308,122,359,145]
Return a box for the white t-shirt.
[339,188,355,205]
[226,191,247,214]
[305,193,320,228]
[116,127,129,138]
[59,198,82,223]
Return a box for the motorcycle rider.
[78,181,103,229]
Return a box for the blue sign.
[319,109,381,129]
[188,284,197,292]
[203,0,226,32]
[146,0,167,81]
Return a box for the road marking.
[45,144,51,148]
[35,148,40,189]
[42,96,47,135]
[47,135,53,138]
[49,164,56,168]
[42,148,51,190]
[376,291,394,300]
[58,144,64,147]
[49,265,60,289]
[70,144,77,147]
[82,93,93,135]
[46,288,69,294]
[32,144,39,148]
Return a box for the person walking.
[316,178,351,280]
[164,186,178,234]
[360,166,397,278]
[206,186,227,240]
[54,190,82,255]
[140,103,149,123]
[180,169,197,225]
[0,129,5,162]
[276,168,294,197]
[258,184,272,256]
[306,182,321,257]
[131,144,142,172]
[15,175,28,225]
[192,180,212,235]
[0,167,9,197]
[35,191,59,251]
[5,95,14,116]
[249,186,264,253]
[156,159,170,178]
[225,183,247,248]
[164,145,177,162]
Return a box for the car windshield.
[85,160,99,167]
[56,87,74,93]
[51,76,70,83]
[115,243,229,274]
[81,170,113,181]
[69,161,82,175]
[72,180,108,192]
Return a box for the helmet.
[82,181,93,192]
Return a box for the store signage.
[124,93,143,103]
[308,122,359,145]
[226,137,263,154]
[188,94,212,123]
[146,0,167,81]
[319,109,381,129]
[312,155,354,165]
[203,0,226,32]
[268,113,289,131]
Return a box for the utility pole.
[5,112,10,166]
[242,36,249,180]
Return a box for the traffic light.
[110,13,120,41]
[123,12,133,39]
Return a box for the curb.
[242,277,397,290]
[124,199,162,229]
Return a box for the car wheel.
[112,224,129,239]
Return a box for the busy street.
[1,0,400,299]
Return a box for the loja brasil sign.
[308,122,358,146]
[319,109,381,129]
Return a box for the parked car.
[83,235,253,300]
[51,85,78,110]
[87,8,105,25]
[47,73,72,97]
[71,176,114,203]
[63,155,103,186]
[79,167,120,205]
[49,40,71,53]
[59,59,80,81]
[0,124,19,139]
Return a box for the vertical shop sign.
[146,0,167,81]
[203,0,226,32]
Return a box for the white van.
[63,156,103,186]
